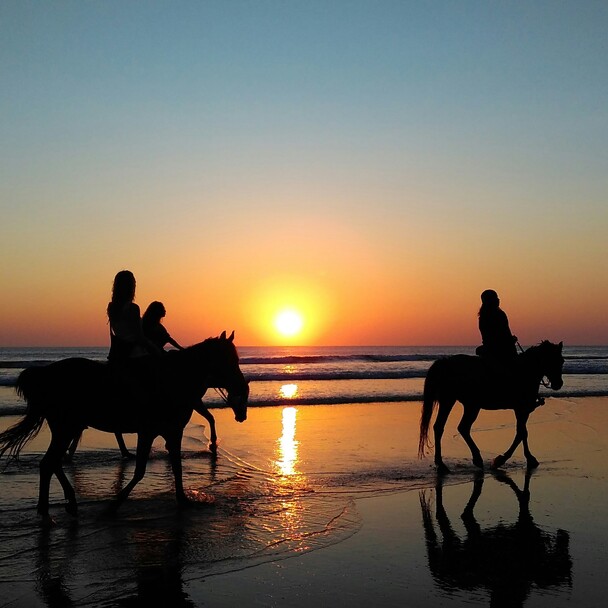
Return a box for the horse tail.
[418,358,447,459]
[0,367,47,460]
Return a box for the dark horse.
[65,376,228,460]
[0,332,249,524]
[418,341,564,475]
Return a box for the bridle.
[214,387,228,403]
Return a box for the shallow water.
[1,398,606,607]
[0,402,434,606]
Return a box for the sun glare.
[275,310,304,338]
[250,277,333,345]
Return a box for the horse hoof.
[65,502,78,517]
[39,514,56,527]
[491,455,507,469]
[526,457,539,469]
[436,462,451,476]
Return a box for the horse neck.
[520,345,547,382]
[185,340,212,360]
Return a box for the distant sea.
[1,344,607,417]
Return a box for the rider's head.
[112,270,136,304]
[480,289,499,307]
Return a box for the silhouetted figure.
[1,332,249,523]
[419,341,564,474]
[107,271,160,362]
[106,270,162,458]
[142,301,184,352]
[142,301,223,452]
[476,289,518,364]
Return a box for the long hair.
[142,301,166,332]
[478,289,499,318]
[107,270,136,322]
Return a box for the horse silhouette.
[419,341,564,474]
[420,472,572,607]
[0,332,249,524]
[65,383,227,460]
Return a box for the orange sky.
[1,4,607,347]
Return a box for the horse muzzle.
[549,378,563,390]
[230,382,249,422]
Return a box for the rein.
[214,387,228,403]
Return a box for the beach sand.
[1,396,607,607]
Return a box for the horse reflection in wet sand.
[0,332,249,525]
[419,341,564,474]
[420,472,572,607]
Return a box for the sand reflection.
[420,472,572,606]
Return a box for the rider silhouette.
[107,270,161,458]
[475,289,518,364]
[142,301,184,352]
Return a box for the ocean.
[1,344,607,417]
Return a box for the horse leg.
[457,406,483,469]
[65,430,83,462]
[433,399,455,475]
[38,432,76,524]
[518,411,539,469]
[113,433,154,509]
[54,465,78,517]
[491,431,521,469]
[165,429,188,504]
[115,433,134,459]
[492,410,537,469]
[194,403,217,451]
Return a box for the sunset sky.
[1,1,607,347]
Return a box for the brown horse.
[419,341,564,474]
[0,332,249,524]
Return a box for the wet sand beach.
[1,397,607,607]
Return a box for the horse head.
[535,340,565,391]
[205,331,249,422]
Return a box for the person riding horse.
[475,290,544,410]
[475,289,518,364]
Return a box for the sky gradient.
[1,1,607,346]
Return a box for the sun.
[275,309,304,338]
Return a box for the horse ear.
[559,341,563,349]
[228,330,235,342]
[220,331,227,340]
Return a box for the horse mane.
[524,340,555,355]
[169,335,238,364]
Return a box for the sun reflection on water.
[276,406,299,477]
[279,383,299,399]
[273,406,309,549]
